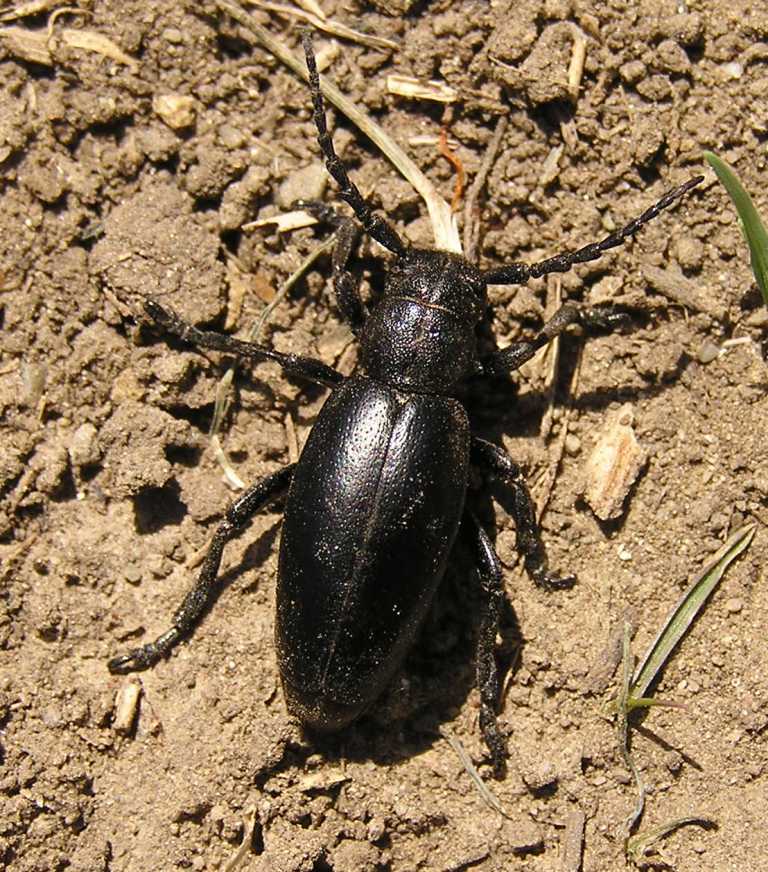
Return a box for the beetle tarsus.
[530,564,577,591]
[107,650,155,674]
[107,635,175,674]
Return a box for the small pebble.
[276,163,327,209]
[217,124,246,150]
[698,339,720,364]
[725,597,744,614]
[70,423,101,467]
[366,817,386,842]
[564,434,581,456]
[123,564,142,585]
[153,93,196,130]
[721,61,743,79]
[619,59,646,84]
[617,544,633,561]
[162,28,184,44]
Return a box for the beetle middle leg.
[471,437,575,589]
[481,301,630,376]
[108,464,295,673]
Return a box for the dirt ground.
[2,0,768,869]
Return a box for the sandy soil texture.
[1,1,768,869]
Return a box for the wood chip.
[539,144,564,187]
[245,0,397,51]
[566,26,588,97]
[641,263,725,320]
[0,0,63,22]
[292,0,325,20]
[584,611,635,694]
[224,259,249,330]
[0,25,52,64]
[243,209,319,233]
[60,27,139,71]
[0,23,139,69]
[582,404,647,521]
[222,807,258,872]
[386,74,457,103]
[113,678,142,735]
[560,809,586,872]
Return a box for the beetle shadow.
[224,519,282,592]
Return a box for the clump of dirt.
[1,1,768,871]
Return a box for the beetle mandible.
[108,33,703,773]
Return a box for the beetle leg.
[480,301,630,375]
[467,510,507,777]
[482,175,703,285]
[107,464,295,674]
[144,301,344,389]
[331,217,367,333]
[471,438,575,589]
[302,32,407,258]
[292,203,367,333]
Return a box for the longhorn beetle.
[109,33,703,774]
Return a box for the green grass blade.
[704,152,768,305]
[617,621,646,836]
[631,523,756,700]
[627,817,717,864]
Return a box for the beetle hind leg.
[107,465,295,674]
[468,511,507,777]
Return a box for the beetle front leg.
[480,302,630,376]
[471,438,575,589]
[296,202,367,334]
[108,464,295,673]
[145,302,344,389]
[330,216,367,333]
[467,511,506,778]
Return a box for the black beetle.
[109,34,702,772]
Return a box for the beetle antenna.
[302,31,406,257]
[483,175,704,285]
